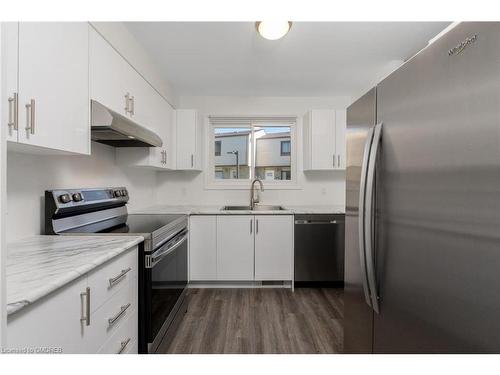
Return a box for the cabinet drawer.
[98,309,137,354]
[86,277,137,350]
[87,247,138,313]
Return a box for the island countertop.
[6,235,143,316]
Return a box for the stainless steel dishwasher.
[294,214,345,287]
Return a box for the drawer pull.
[109,267,132,287]
[108,303,131,327]
[117,337,131,354]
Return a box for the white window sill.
[204,182,302,190]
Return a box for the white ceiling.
[125,22,450,98]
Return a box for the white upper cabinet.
[303,109,346,171]
[2,23,19,144]
[89,26,131,119]
[175,109,202,171]
[91,26,175,170]
[4,22,90,154]
[116,93,175,171]
[335,110,346,170]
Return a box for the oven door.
[146,228,188,350]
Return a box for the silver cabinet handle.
[25,99,35,135]
[80,287,91,326]
[364,123,382,314]
[117,338,131,354]
[191,154,194,168]
[108,303,131,327]
[338,154,341,168]
[333,154,336,168]
[161,150,164,164]
[124,93,130,113]
[358,126,375,310]
[164,150,167,164]
[129,96,135,116]
[250,219,253,234]
[108,267,132,287]
[8,93,18,131]
[256,219,259,234]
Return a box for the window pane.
[255,126,291,181]
[214,127,251,180]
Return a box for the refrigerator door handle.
[358,125,375,309]
[364,122,383,314]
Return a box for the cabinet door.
[7,276,89,353]
[176,109,197,170]
[335,110,346,170]
[217,215,254,280]
[310,110,336,170]
[254,215,294,281]
[89,26,129,118]
[17,22,89,154]
[2,22,19,143]
[189,215,217,281]
[150,92,174,169]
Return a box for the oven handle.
[150,231,188,268]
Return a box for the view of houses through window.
[213,125,292,181]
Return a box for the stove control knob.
[72,193,83,202]
[121,190,128,196]
[114,190,122,198]
[59,194,72,204]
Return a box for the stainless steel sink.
[221,205,252,211]
[252,205,286,211]
[221,205,286,211]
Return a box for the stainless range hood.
[91,100,163,147]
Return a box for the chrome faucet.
[250,178,264,209]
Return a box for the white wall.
[155,95,351,207]
[6,143,158,241]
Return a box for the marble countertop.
[133,204,345,215]
[6,235,143,316]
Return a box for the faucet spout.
[250,178,264,209]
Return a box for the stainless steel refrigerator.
[344,22,500,353]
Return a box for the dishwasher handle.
[294,219,340,225]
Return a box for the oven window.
[149,234,188,341]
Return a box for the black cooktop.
[62,213,185,235]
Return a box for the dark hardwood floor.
[157,287,344,354]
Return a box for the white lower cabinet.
[188,215,294,282]
[217,215,255,280]
[189,215,217,281]
[254,215,294,281]
[6,276,89,353]
[6,246,138,354]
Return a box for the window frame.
[204,117,299,190]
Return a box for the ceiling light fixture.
[255,21,292,40]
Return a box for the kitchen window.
[206,116,297,188]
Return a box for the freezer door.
[375,22,500,353]
[344,88,377,353]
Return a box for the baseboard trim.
[188,280,293,289]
